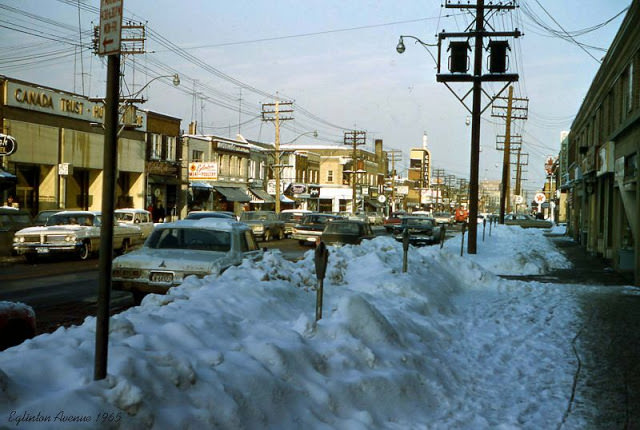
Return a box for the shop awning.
[0,169,17,182]
[150,174,181,185]
[189,182,213,190]
[214,186,251,202]
[280,194,295,203]
[366,200,385,208]
[249,188,275,203]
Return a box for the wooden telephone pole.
[344,130,366,214]
[262,101,293,213]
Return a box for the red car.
[0,301,36,350]
[383,211,407,232]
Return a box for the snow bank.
[1,226,587,429]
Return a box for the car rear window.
[148,228,231,252]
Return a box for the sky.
[1,223,638,428]
[0,0,632,196]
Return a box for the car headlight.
[14,236,24,243]
[65,235,76,242]
[253,225,264,232]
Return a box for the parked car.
[0,207,33,256]
[0,301,36,351]
[115,208,154,242]
[12,210,141,262]
[112,218,263,304]
[238,210,285,241]
[33,209,61,226]
[291,213,342,245]
[383,211,407,232]
[504,213,553,229]
[186,211,236,220]
[365,212,384,226]
[278,209,313,237]
[432,212,453,226]
[392,216,442,246]
[321,219,375,246]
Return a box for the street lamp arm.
[122,73,180,100]
[396,35,439,67]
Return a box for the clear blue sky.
[0,0,631,195]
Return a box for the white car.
[112,218,263,304]
[115,208,154,242]
[12,210,140,263]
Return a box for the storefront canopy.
[189,182,213,190]
[0,169,17,181]
[249,188,275,203]
[214,186,251,203]
[280,194,295,203]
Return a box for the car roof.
[49,210,100,216]
[157,218,247,233]
[280,209,312,213]
[115,208,151,214]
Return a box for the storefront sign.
[147,160,178,176]
[291,183,306,194]
[188,162,218,180]
[309,186,320,198]
[0,134,17,156]
[215,140,250,154]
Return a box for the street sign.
[534,192,546,205]
[514,195,524,204]
[98,0,123,56]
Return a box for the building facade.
[564,0,640,285]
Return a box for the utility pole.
[434,0,520,253]
[344,130,366,214]
[386,150,402,215]
[262,100,293,213]
[492,87,528,222]
[433,168,445,211]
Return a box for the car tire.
[78,241,91,260]
[278,229,284,240]
[264,230,271,242]
[120,239,130,255]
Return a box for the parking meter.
[402,227,409,273]
[314,241,329,321]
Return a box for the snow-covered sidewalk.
[1,224,636,429]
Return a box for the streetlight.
[121,73,180,103]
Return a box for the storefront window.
[166,136,176,161]
[151,134,162,160]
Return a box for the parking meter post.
[460,223,466,256]
[483,218,486,241]
[314,241,329,321]
[440,225,446,249]
[402,227,409,273]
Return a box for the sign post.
[94,0,123,382]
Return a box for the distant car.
[239,211,285,241]
[13,210,141,262]
[383,211,407,232]
[115,208,154,242]
[112,218,263,304]
[321,220,375,246]
[432,212,453,226]
[291,213,342,245]
[0,207,32,257]
[33,209,61,226]
[278,209,313,237]
[504,213,553,229]
[365,212,384,225]
[186,211,236,220]
[392,216,442,246]
[0,301,36,351]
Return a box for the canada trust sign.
[5,81,105,122]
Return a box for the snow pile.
[0,225,592,429]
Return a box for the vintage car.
[186,210,236,220]
[320,219,375,246]
[432,212,453,226]
[504,213,553,229]
[392,216,442,247]
[0,207,32,257]
[278,209,312,237]
[238,210,285,241]
[383,211,407,232]
[33,209,61,226]
[12,210,141,262]
[115,208,155,242]
[291,213,342,245]
[112,218,263,304]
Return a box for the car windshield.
[35,212,56,223]
[146,227,231,252]
[187,212,234,220]
[404,218,435,227]
[240,212,271,221]
[304,215,334,224]
[325,222,361,234]
[115,212,134,222]
[47,213,98,226]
